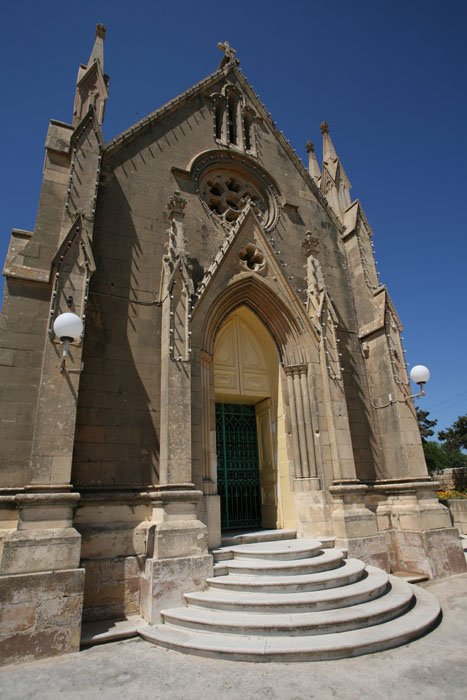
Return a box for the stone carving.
[238,243,266,272]
[217,41,238,69]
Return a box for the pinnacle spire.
[88,23,106,69]
[320,122,337,162]
[318,122,351,220]
[306,141,321,182]
[73,24,109,127]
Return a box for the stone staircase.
[138,533,441,661]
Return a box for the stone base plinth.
[82,555,145,622]
[334,533,390,571]
[140,553,213,624]
[0,568,84,666]
[294,489,332,539]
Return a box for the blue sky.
[1,0,466,434]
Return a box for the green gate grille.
[216,403,261,530]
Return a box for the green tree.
[438,414,467,451]
[416,408,437,444]
[422,441,467,473]
[423,441,449,472]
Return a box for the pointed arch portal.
[213,306,288,529]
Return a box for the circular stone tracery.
[201,173,267,226]
[194,154,280,231]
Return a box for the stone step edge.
[229,539,323,561]
[212,536,337,562]
[81,615,143,646]
[161,578,414,635]
[220,529,297,547]
[185,568,389,611]
[206,558,365,591]
[219,549,345,574]
[392,571,429,583]
[137,587,441,662]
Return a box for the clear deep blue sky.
[1,0,466,434]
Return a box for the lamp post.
[53,312,84,372]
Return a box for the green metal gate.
[215,403,262,530]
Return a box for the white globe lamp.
[53,313,83,369]
[410,365,430,386]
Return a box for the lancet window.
[210,84,256,155]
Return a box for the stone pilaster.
[141,194,211,624]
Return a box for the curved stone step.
[220,529,297,547]
[231,539,322,561]
[138,586,440,662]
[185,566,389,612]
[206,558,365,593]
[225,548,345,576]
[162,576,414,636]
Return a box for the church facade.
[0,26,465,664]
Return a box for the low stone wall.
[435,468,467,491]
[0,569,84,665]
[82,555,145,621]
[442,499,467,536]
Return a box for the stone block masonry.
[0,569,84,665]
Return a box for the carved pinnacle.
[320,122,330,135]
[306,141,315,153]
[302,231,320,257]
[167,190,187,219]
[95,23,106,39]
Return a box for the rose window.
[200,173,267,225]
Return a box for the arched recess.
[196,275,322,538]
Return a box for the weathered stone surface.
[444,499,467,535]
[140,554,213,624]
[0,569,84,666]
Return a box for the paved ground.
[0,573,466,700]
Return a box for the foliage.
[420,413,467,472]
[438,414,467,452]
[437,490,467,500]
[422,440,467,473]
[416,409,437,444]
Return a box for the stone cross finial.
[217,41,238,69]
[306,141,315,153]
[320,122,330,135]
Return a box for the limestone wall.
[435,468,467,491]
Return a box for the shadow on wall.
[72,174,160,488]
[338,313,382,483]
